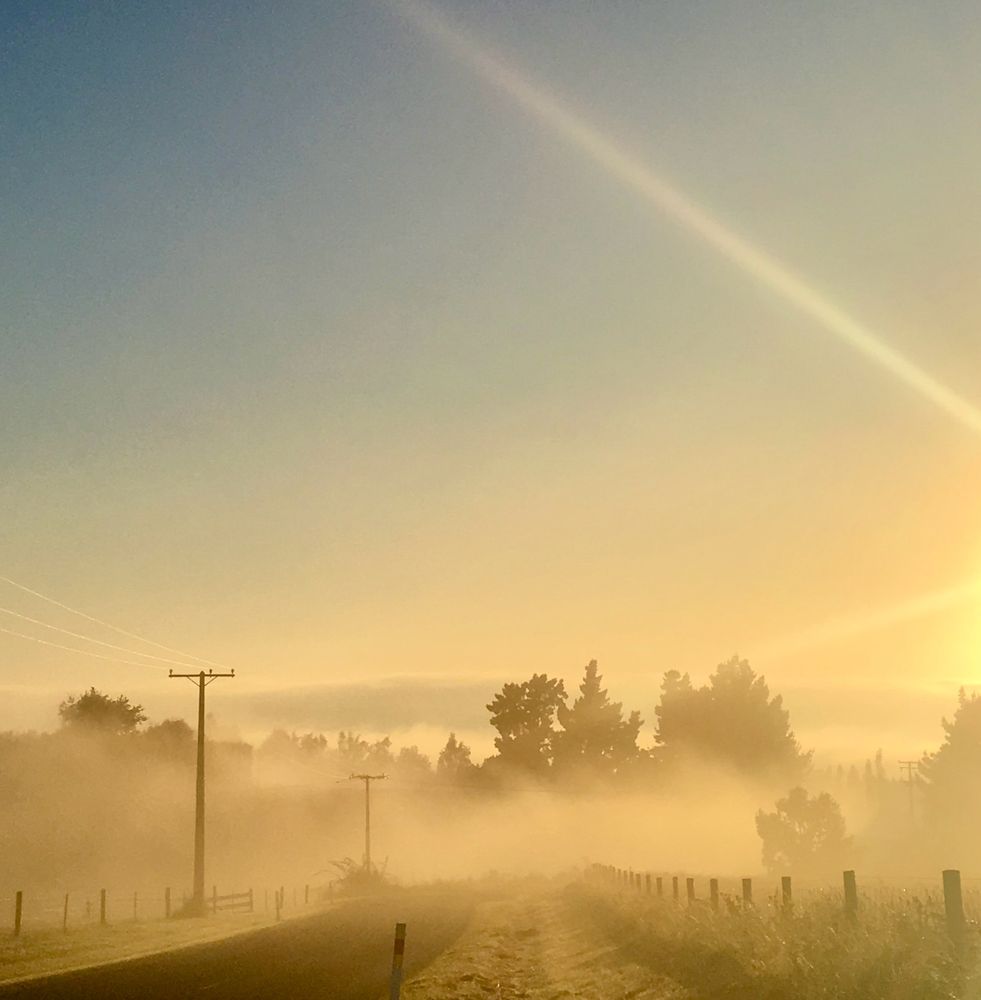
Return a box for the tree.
[486,674,566,776]
[437,733,476,783]
[654,656,810,782]
[336,732,394,773]
[392,746,433,782]
[58,687,146,735]
[144,718,194,760]
[920,689,981,849]
[553,660,642,779]
[755,786,852,875]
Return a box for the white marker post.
[389,922,406,1000]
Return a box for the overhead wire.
[0,574,229,669]
[0,625,170,671]
[0,605,220,670]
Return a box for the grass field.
[0,899,315,985]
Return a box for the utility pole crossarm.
[347,774,386,875]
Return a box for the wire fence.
[0,879,332,937]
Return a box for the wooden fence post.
[389,922,406,1000]
[781,876,792,917]
[275,889,282,922]
[742,878,752,906]
[686,878,695,906]
[656,876,663,898]
[672,876,679,903]
[14,891,22,937]
[843,870,858,920]
[100,889,107,926]
[165,887,171,919]
[943,869,964,941]
[645,873,651,895]
[63,892,69,932]
[709,878,719,911]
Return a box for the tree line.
[8,659,981,873]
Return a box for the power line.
[0,574,228,670]
[0,605,213,670]
[0,625,168,671]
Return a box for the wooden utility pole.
[898,760,918,823]
[349,774,386,874]
[169,668,235,914]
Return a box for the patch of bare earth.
[401,886,690,1000]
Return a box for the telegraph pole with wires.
[899,759,919,824]
[169,668,235,915]
[348,774,386,874]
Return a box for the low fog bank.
[4,657,981,903]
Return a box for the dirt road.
[402,884,689,1000]
[0,890,473,1000]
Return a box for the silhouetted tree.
[486,674,566,776]
[337,732,394,772]
[437,732,476,783]
[920,689,981,849]
[654,656,809,782]
[391,745,433,784]
[58,687,146,735]
[553,660,642,779]
[756,786,851,875]
[143,718,194,760]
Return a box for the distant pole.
[165,887,171,919]
[63,893,69,932]
[899,761,918,823]
[348,774,386,874]
[169,668,235,914]
[13,892,22,937]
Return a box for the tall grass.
[575,879,974,999]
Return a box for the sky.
[2,1,981,764]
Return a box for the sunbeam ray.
[393,0,981,436]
